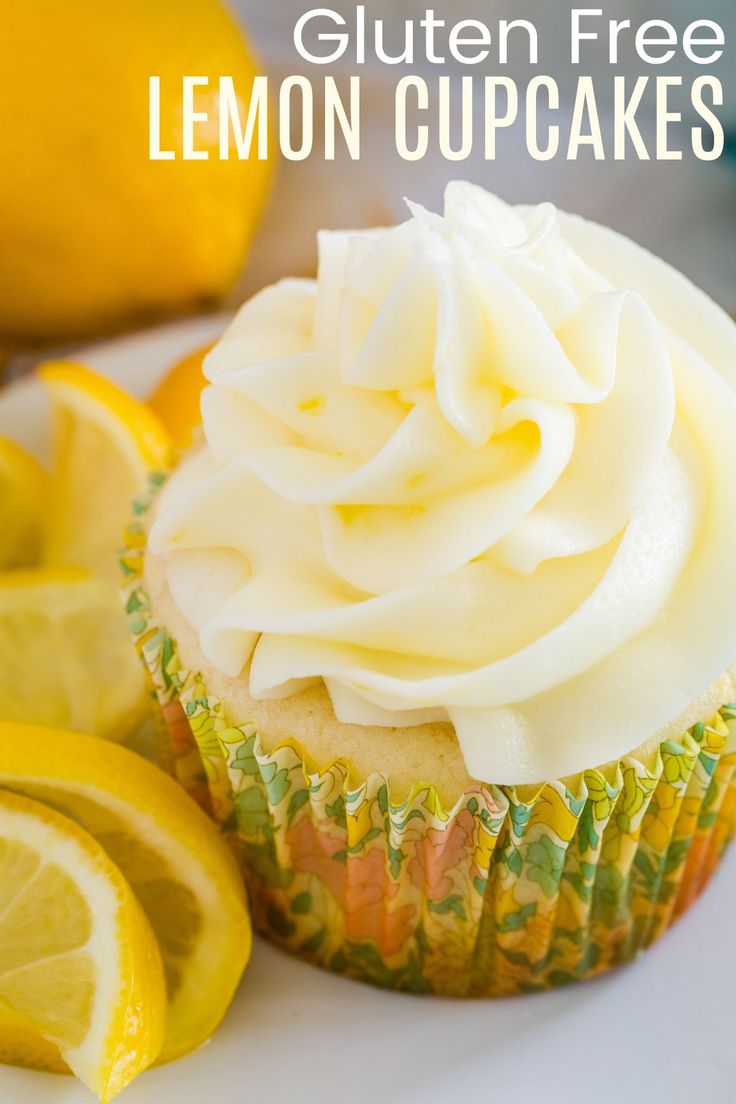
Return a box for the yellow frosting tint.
[149,182,736,783]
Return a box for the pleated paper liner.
[123,486,736,997]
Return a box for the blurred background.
[2,0,734,369]
[238,0,736,309]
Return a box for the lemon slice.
[148,341,216,449]
[0,568,147,742]
[0,789,166,1102]
[0,1003,68,1075]
[0,723,252,1063]
[40,361,172,584]
[0,436,47,568]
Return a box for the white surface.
[1,317,735,1104]
[4,853,736,1104]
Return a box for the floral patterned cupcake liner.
[123,479,736,997]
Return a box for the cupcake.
[126,182,736,996]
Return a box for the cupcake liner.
[123,486,736,997]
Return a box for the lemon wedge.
[40,361,172,585]
[0,436,47,569]
[148,341,216,449]
[0,723,252,1064]
[0,788,166,1102]
[0,568,147,742]
[0,1003,68,1075]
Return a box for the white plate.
[2,318,735,1104]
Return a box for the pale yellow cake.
[145,452,734,807]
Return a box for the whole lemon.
[0,1,273,343]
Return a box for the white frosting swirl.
[149,182,736,783]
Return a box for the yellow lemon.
[0,1003,68,1075]
[40,361,173,584]
[0,363,172,744]
[0,1,273,343]
[0,568,148,742]
[0,723,252,1064]
[0,789,166,1102]
[148,341,216,449]
[0,436,47,568]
